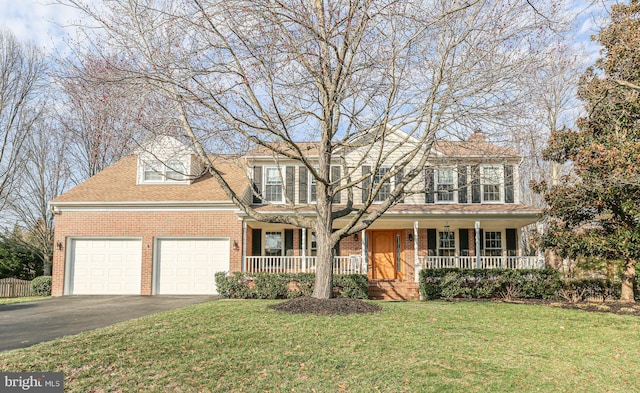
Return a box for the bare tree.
[62,0,564,299]
[6,112,70,276]
[0,29,46,211]
[54,53,172,183]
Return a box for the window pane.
[265,232,282,256]
[374,167,391,202]
[484,231,502,256]
[310,174,317,202]
[438,231,455,256]
[143,161,163,181]
[436,169,454,202]
[482,166,502,201]
[266,168,282,184]
[265,168,283,201]
[166,161,186,181]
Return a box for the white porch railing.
[419,256,545,270]
[244,255,366,275]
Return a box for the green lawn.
[0,296,51,305]
[1,300,638,392]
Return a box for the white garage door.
[156,238,230,295]
[70,239,142,295]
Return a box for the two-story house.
[49,130,543,299]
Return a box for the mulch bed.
[269,297,383,315]
[269,296,640,316]
[445,298,640,317]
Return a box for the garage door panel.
[156,239,229,295]
[70,239,142,295]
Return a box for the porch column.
[361,229,366,273]
[475,221,481,269]
[241,220,247,272]
[414,221,420,283]
[302,229,307,271]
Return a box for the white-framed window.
[484,231,502,256]
[481,165,503,202]
[438,231,455,256]
[143,160,187,183]
[265,231,283,256]
[373,167,392,202]
[436,168,455,202]
[264,167,284,203]
[310,171,317,203]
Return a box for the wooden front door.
[372,230,400,279]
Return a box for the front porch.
[242,213,545,299]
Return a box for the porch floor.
[368,279,420,301]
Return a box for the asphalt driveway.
[0,295,217,352]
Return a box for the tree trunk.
[43,252,52,276]
[311,170,334,299]
[620,259,636,303]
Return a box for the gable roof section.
[51,155,248,205]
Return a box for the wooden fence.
[0,278,33,298]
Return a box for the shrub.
[215,272,251,299]
[333,274,369,299]
[31,276,52,296]
[251,273,289,299]
[558,278,621,302]
[419,268,561,300]
[214,272,368,299]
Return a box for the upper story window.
[436,169,455,202]
[264,167,284,202]
[309,170,317,202]
[143,160,187,183]
[373,167,392,202]
[481,166,502,202]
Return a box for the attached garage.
[67,239,142,295]
[155,238,230,295]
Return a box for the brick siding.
[52,210,243,296]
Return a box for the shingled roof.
[51,155,249,204]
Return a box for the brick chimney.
[468,129,486,142]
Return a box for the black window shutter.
[362,165,371,203]
[284,229,294,256]
[251,228,262,256]
[458,165,468,203]
[331,166,341,203]
[425,168,435,203]
[506,228,517,256]
[395,168,404,203]
[427,229,437,256]
[298,229,303,250]
[332,229,340,256]
[298,167,308,204]
[480,229,484,251]
[471,165,481,203]
[504,165,514,204]
[286,167,295,202]
[252,166,263,204]
[459,228,469,255]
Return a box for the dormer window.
[142,160,187,183]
